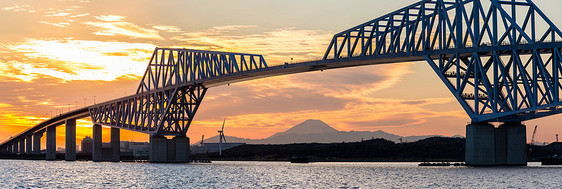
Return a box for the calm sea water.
[0,160,560,188]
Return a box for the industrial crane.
[528,126,538,161]
[531,125,537,146]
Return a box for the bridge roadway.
[3,42,562,161]
[0,47,429,147]
[6,41,560,147]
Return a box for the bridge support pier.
[466,122,495,165]
[5,143,11,153]
[174,136,190,163]
[92,124,102,162]
[499,122,527,166]
[26,135,32,155]
[12,142,18,154]
[111,128,120,162]
[46,126,56,160]
[33,132,43,154]
[19,138,25,154]
[149,136,190,163]
[466,122,527,166]
[65,119,76,161]
[149,136,167,163]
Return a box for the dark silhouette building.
[81,136,93,153]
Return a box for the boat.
[453,162,465,166]
[290,157,309,163]
[541,158,562,165]
[418,162,451,166]
[190,159,212,163]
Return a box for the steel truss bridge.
[3,0,562,149]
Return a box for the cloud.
[94,15,125,22]
[0,75,143,142]
[85,15,164,40]
[2,4,36,13]
[39,21,71,27]
[152,25,182,33]
[4,39,155,82]
[191,95,465,139]
[170,25,333,64]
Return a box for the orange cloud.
[170,25,333,64]
[5,39,155,82]
[85,15,164,40]
[2,4,36,13]
[152,25,182,33]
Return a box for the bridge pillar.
[148,136,190,163]
[26,135,32,154]
[466,122,495,166]
[19,138,25,155]
[174,136,190,163]
[466,122,527,166]
[2,145,8,153]
[500,122,527,166]
[46,126,56,160]
[92,124,102,162]
[65,119,76,161]
[149,136,167,163]
[494,126,507,165]
[111,127,120,162]
[32,132,43,154]
[12,142,18,154]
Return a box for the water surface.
[0,160,559,188]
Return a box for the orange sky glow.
[2,0,562,148]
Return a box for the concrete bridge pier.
[174,136,190,163]
[26,135,32,155]
[2,145,9,153]
[32,132,43,154]
[499,122,527,165]
[12,142,17,154]
[19,138,25,154]
[149,136,190,163]
[46,126,56,160]
[92,124,102,162]
[149,136,167,162]
[466,122,527,166]
[65,119,76,161]
[111,127,120,162]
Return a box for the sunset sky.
[2,0,562,147]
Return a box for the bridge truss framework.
[324,0,562,122]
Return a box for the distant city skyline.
[2,0,562,147]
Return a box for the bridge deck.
[4,42,561,146]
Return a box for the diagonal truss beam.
[325,0,562,122]
[89,85,207,136]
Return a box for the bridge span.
[2,0,562,165]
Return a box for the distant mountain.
[269,119,338,138]
[196,119,463,144]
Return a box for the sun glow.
[8,39,155,82]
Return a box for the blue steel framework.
[324,0,562,122]
[89,48,267,136]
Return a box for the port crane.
[528,126,538,161]
[531,125,537,146]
